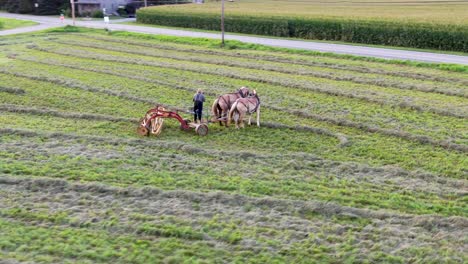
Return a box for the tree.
[36,0,56,15]
[35,0,67,15]
[3,0,68,14]
[6,0,19,13]
[0,0,8,10]
[18,0,34,14]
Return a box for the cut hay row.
[29,45,466,119]
[1,127,465,216]
[0,104,348,147]
[0,33,47,46]
[14,175,468,226]
[4,42,463,177]
[0,86,25,95]
[51,38,467,99]
[0,217,239,262]
[0,175,462,232]
[4,175,466,263]
[268,105,468,153]
[1,29,467,264]
[0,34,40,46]
[4,60,465,152]
[262,122,349,147]
[0,40,36,47]
[0,68,157,106]
[1,127,465,198]
[1,179,460,262]
[11,54,463,148]
[77,34,468,87]
[37,40,468,109]
[6,59,466,152]
[0,127,322,163]
[8,55,446,120]
[0,104,136,123]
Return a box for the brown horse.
[228,90,260,129]
[211,87,249,126]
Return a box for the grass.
[0,17,37,31]
[0,27,466,263]
[106,29,468,73]
[123,21,468,57]
[136,0,468,51]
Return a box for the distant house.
[75,0,133,15]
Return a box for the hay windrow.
[4,58,465,152]
[27,45,467,119]
[268,106,468,153]
[0,68,156,105]
[75,34,468,88]
[0,86,25,95]
[0,104,347,146]
[1,175,466,232]
[3,175,467,261]
[1,128,465,196]
[262,122,350,147]
[0,104,136,123]
[1,30,467,263]
[51,38,468,99]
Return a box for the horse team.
[211,87,260,129]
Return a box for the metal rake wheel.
[136,125,149,136]
[150,116,164,136]
[195,124,209,136]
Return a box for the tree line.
[0,0,68,15]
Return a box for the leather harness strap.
[237,97,259,114]
[238,89,248,98]
[219,95,230,109]
[252,95,260,113]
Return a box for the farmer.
[193,89,205,123]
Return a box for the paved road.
[0,23,56,36]
[1,12,467,65]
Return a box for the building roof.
[75,0,101,4]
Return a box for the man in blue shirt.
[193,89,205,123]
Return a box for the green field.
[137,0,468,52]
[0,17,37,31]
[0,27,467,263]
[147,0,468,25]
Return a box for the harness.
[238,89,247,98]
[252,94,260,113]
[218,92,242,110]
[237,95,260,114]
[219,95,231,109]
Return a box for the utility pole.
[221,0,225,47]
[34,2,38,15]
[70,0,76,26]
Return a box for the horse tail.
[228,101,238,126]
[211,98,219,119]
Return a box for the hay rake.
[137,106,208,137]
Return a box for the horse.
[228,90,260,129]
[211,87,249,126]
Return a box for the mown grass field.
[0,27,467,263]
[0,17,37,31]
